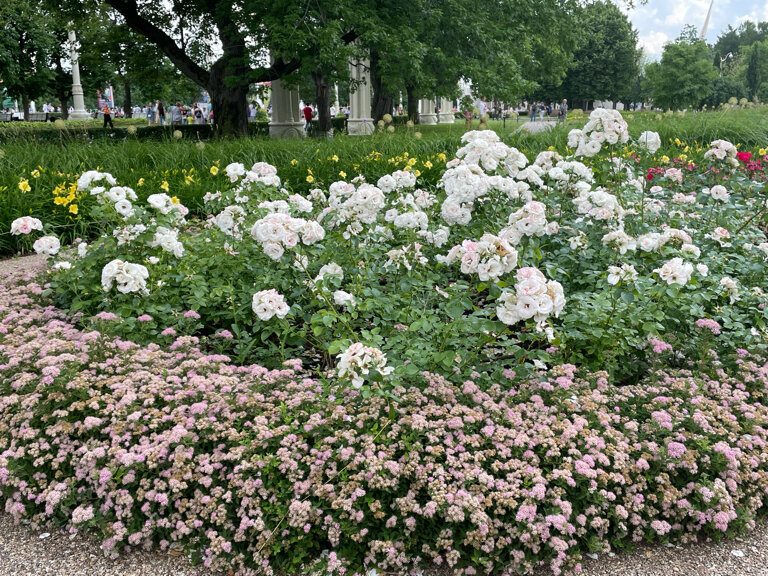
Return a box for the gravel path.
[2,253,768,575]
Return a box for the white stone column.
[438,98,454,123]
[67,28,89,121]
[347,56,373,136]
[419,98,437,125]
[269,77,304,139]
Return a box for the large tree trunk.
[370,51,394,122]
[124,79,133,118]
[59,97,69,119]
[406,85,418,123]
[21,95,29,122]
[312,70,332,137]
[208,57,249,137]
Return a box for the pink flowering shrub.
[3,276,768,575]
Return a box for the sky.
[618,0,768,59]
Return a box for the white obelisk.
[68,27,90,120]
[699,0,714,41]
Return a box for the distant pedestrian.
[157,101,166,126]
[302,103,313,131]
[171,102,183,125]
[193,104,204,125]
[102,104,114,129]
[529,103,536,122]
[147,102,156,126]
[559,99,568,123]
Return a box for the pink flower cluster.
[1,275,768,576]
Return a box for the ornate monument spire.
[700,0,714,41]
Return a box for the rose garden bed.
[2,109,768,575]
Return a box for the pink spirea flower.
[184,310,201,319]
[137,314,153,322]
[695,318,721,335]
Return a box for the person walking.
[559,99,568,124]
[529,102,536,122]
[193,103,204,125]
[157,101,166,126]
[102,104,114,129]
[302,103,313,132]
[147,102,156,126]
[171,102,183,125]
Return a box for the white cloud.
[639,31,670,56]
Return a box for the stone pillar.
[269,76,304,139]
[347,56,373,136]
[67,28,89,121]
[419,98,437,125]
[438,98,454,123]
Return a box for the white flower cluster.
[333,290,356,308]
[101,259,149,294]
[606,263,638,285]
[636,131,662,155]
[501,201,556,244]
[637,228,693,252]
[325,181,387,236]
[148,226,184,258]
[546,160,594,191]
[704,140,739,167]
[90,185,139,220]
[384,190,435,231]
[113,224,147,246]
[568,108,629,157]
[440,164,491,226]
[336,342,393,389]
[496,267,566,329]
[574,188,624,221]
[720,277,740,304]
[602,229,637,254]
[444,234,518,282]
[416,226,451,248]
[251,213,325,260]
[251,289,290,321]
[32,236,60,255]
[77,170,117,191]
[215,205,247,238]
[385,242,428,271]
[147,193,186,218]
[653,257,694,286]
[455,130,527,174]
[533,150,564,171]
[10,216,43,235]
[242,162,281,188]
[377,170,417,193]
[707,227,731,247]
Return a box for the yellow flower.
[339,171,347,179]
[332,155,339,162]
[54,196,68,206]
[31,170,40,178]
[210,166,219,175]
[760,148,766,156]
[661,155,670,163]
[137,178,145,186]
[307,168,313,175]
[18,179,31,193]
[291,159,298,166]
[185,174,194,185]
[160,181,170,192]
[423,161,433,169]
[306,175,314,183]
[679,154,687,161]
[437,153,447,162]
[413,170,421,177]
[407,158,417,166]
[69,204,78,214]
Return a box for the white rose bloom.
[333,290,357,308]
[147,193,173,214]
[114,199,135,218]
[696,263,709,277]
[10,216,43,235]
[262,242,285,260]
[637,131,661,154]
[251,289,290,321]
[77,243,88,258]
[225,162,246,182]
[33,236,60,256]
[105,186,127,203]
[52,261,72,271]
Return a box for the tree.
[701,76,748,108]
[95,0,357,135]
[559,0,640,109]
[646,31,717,110]
[0,0,57,119]
[743,40,768,99]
